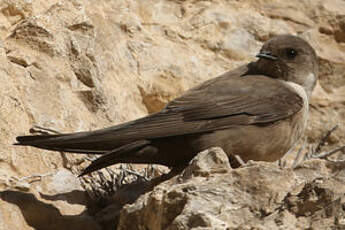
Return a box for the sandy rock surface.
[0,0,344,229]
[118,148,345,230]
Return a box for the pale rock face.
[117,148,345,230]
[0,0,344,229]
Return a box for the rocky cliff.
[0,0,344,230]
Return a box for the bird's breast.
[283,80,309,135]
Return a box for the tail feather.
[16,134,68,143]
[79,140,151,176]
[15,132,129,154]
[16,132,154,175]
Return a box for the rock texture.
[0,169,101,230]
[0,0,344,230]
[117,148,345,230]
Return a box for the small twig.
[278,159,286,169]
[234,154,246,166]
[84,155,98,162]
[30,125,62,135]
[314,125,338,154]
[123,168,149,181]
[324,159,345,163]
[17,172,54,183]
[304,145,314,161]
[105,168,116,193]
[312,144,345,159]
[80,164,157,201]
[105,168,115,181]
[96,171,107,184]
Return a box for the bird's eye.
[285,48,297,59]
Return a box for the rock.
[0,169,101,230]
[182,147,231,178]
[117,148,345,230]
[0,0,344,229]
[0,190,101,230]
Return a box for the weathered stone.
[117,149,345,230]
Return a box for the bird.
[15,34,318,176]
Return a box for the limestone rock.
[0,169,101,230]
[117,148,345,230]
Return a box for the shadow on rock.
[39,189,88,206]
[91,167,183,230]
[0,190,101,230]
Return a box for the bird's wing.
[168,74,303,123]
[15,71,303,153]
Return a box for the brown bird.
[15,35,318,176]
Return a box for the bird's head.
[255,35,318,98]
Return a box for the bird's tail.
[16,133,153,176]
[15,131,127,154]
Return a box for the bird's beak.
[256,52,278,61]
